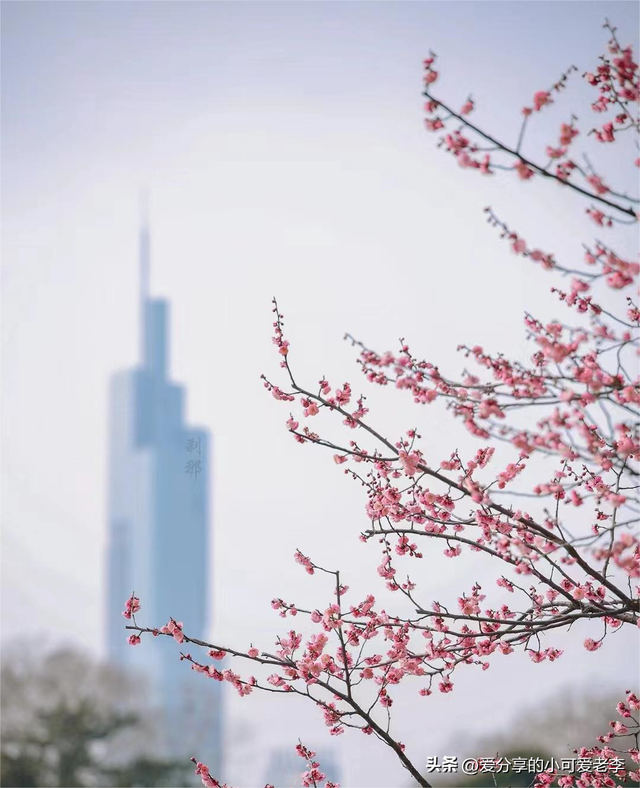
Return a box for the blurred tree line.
[426,691,629,788]
[1,642,192,787]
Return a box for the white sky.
[2,2,639,785]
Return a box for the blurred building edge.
[265,746,342,786]
[105,205,223,778]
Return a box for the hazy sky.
[2,2,639,785]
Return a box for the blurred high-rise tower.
[106,202,222,774]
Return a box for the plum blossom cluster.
[190,742,339,788]
[123,594,142,645]
[124,23,639,788]
[533,691,640,787]
[122,593,140,619]
[585,29,640,141]
[422,20,638,222]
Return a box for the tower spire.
[139,189,150,302]
[139,190,150,364]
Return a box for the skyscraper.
[106,207,222,774]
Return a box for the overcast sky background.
[2,2,639,785]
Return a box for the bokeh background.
[2,1,639,786]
